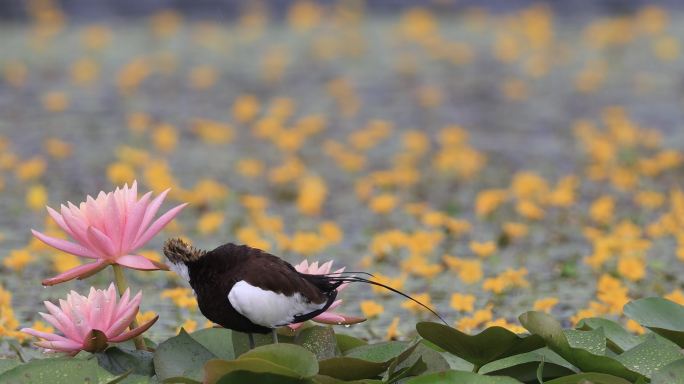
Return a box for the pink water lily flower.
[21,283,157,354]
[32,181,187,286]
[288,260,365,331]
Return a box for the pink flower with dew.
[32,181,187,286]
[288,260,365,331]
[21,283,157,354]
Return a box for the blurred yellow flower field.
[2,0,684,347]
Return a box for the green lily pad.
[318,357,388,381]
[153,328,217,382]
[204,343,319,384]
[577,318,643,353]
[519,311,642,381]
[404,370,523,383]
[204,358,304,383]
[478,348,576,382]
[240,343,319,378]
[0,358,20,375]
[295,326,338,360]
[0,356,108,384]
[564,328,606,355]
[319,341,418,380]
[624,298,684,347]
[544,373,633,384]
[216,371,314,384]
[96,347,155,376]
[615,334,684,378]
[416,322,544,369]
[345,341,410,362]
[651,359,684,384]
[190,328,235,360]
[230,330,294,357]
[335,334,367,353]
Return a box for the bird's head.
[163,237,206,281]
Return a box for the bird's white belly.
[228,280,325,328]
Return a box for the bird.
[162,237,446,349]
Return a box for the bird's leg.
[248,333,255,350]
[272,329,278,344]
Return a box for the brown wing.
[231,244,329,305]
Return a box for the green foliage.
[624,298,684,347]
[416,322,545,369]
[10,297,684,383]
[0,356,127,384]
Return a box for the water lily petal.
[109,315,159,343]
[31,230,97,259]
[42,260,109,286]
[116,254,164,270]
[86,226,117,258]
[133,203,188,250]
[313,312,366,325]
[34,339,83,353]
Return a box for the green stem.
[112,264,147,351]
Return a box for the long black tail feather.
[323,271,375,278]
[323,275,449,326]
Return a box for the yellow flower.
[3,249,36,271]
[475,189,508,217]
[617,257,645,281]
[516,200,545,220]
[70,57,100,85]
[289,231,327,255]
[533,297,558,313]
[192,119,234,144]
[370,273,406,295]
[136,310,157,325]
[152,123,178,153]
[286,0,322,31]
[665,290,684,306]
[29,320,54,335]
[177,319,198,334]
[297,175,327,216]
[653,36,680,61]
[241,195,268,212]
[450,293,475,312]
[197,211,225,235]
[634,190,665,209]
[161,288,198,311]
[15,157,46,181]
[443,255,483,284]
[386,317,400,340]
[369,194,397,215]
[625,319,645,335]
[139,250,162,263]
[360,300,384,318]
[43,138,73,159]
[236,158,264,179]
[485,318,526,334]
[188,65,217,90]
[319,221,343,244]
[127,112,150,135]
[233,94,260,123]
[235,227,271,251]
[511,172,549,202]
[470,241,496,258]
[503,222,529,239]
[590,195,615,225]
[41,91,69,112]
[107,162,136,185]
[51,252,81,273]
[401,293,433,314]
[26,184,48,211]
